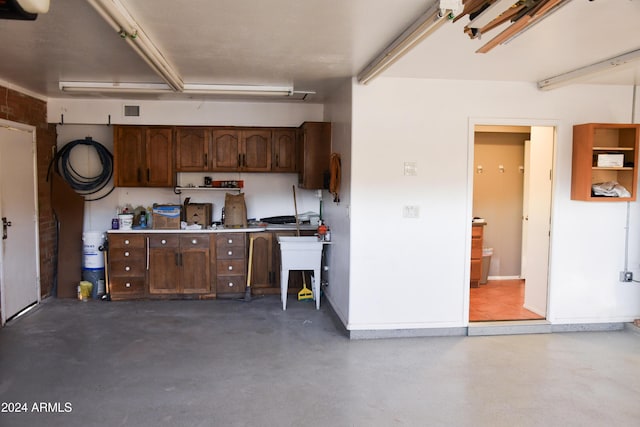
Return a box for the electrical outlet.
[620,271,633,282]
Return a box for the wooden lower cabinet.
[215,233,246,297]
[148,234,211,295]
[108,234,147,300]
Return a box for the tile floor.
[469,279,545,322]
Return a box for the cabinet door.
[145,127,174,187]
[249,232,273,289]
[272,129,297,172]
[114,126,145,187]
[148,235,180,294]
[212,129,241,171]
[241,129,271,171]
[298,122,331,189]
[180,235,210,293]
[176,127,210,171]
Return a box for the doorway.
[469,124,554,322]
[0,120,40,325]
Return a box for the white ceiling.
[0,0,639,102]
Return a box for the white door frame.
[0,118,40,325]
[464,117,557,325]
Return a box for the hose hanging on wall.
[47,136,114,201]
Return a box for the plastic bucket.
[118,214,134,230]
[82,231,105,269]
[82,268,105,299]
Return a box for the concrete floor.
[1,297,639,427]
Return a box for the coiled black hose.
[47,137,114,201]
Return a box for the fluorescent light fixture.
[59,81,173,93]
[87,0,184,91]
[537,48,640,91]
[357,1,457,85]
[59,81,315,98]
[183,84,294,96]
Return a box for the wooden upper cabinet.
[298,122,331,189]
[114,126,145,187]
[242,129,271,171]
[212,129,241,171]
[176,127,211,171]
[211,128,272,172]
[145,127,175,187]
[114,126,174,187]
[272,129,297,172]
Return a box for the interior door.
[0,123,40,324]
[521,126,554,317]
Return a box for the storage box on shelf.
[572,123,640,201]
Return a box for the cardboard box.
[152,205,181,229]
[597,154,624,168]
[185,203,213,226]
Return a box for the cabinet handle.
[228,282,233,287]
[124,239,130,245]
[237,154,241,167]
[125,266,131,271]
[161,239,167,245]
[204,153,208,167]
[228,239,233,244]
[228,250,233,256]
[242,154,246,167]
[228,265,233,271]
[147,168,150,181]
[192,239,197,244]
[275,154,279,167]
[125,282,131,288]
[124,251,129,257]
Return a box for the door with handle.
[0,122,40,324]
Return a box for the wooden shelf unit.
[571,123,640,201]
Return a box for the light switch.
[403,205,420,218]
[404,162,417,176]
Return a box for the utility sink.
[277,236,324,310]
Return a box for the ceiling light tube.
[183,84,294,96]
[87,0,183,91]
[357,1,454,85]
[537,48,640,91]
[59,81,173,93]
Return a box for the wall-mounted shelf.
[173,186,242,195]
[571,123,640,201]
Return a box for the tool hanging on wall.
[329,152,341,203]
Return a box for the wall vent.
[123,105,140,117]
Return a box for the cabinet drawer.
[217,275,246,294]
[110,277,146,296]
[470,259,482,281]
[109,234,145,249]
[216,245,245,259]
[110,247,145,261]
[110,260,146,277]
[216,233,246,251]
[471,238,482,259]
[149,234,179,248]
[180,234,209,249]
[216,259,245,275]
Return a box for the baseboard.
[487,275,522,281]
[349,327,467,340]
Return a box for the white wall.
[52,98,325,233]
[323,78,353,325]
[349,77,640,330]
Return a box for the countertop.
[107,223,318,234]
